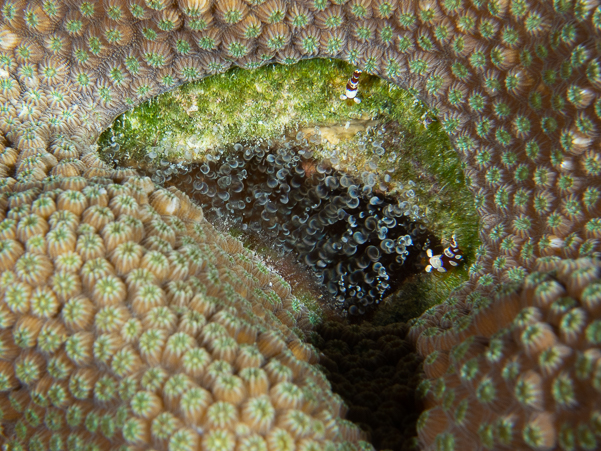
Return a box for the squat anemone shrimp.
[424,235,463,273]
[340,69,363,104]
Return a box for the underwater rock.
[300,119,379,146]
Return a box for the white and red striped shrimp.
[340,69,363,104]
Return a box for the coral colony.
[0,0,599,450]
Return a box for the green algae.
[99,58,428,163]
[374,270,470,326]
[98,57,480,321]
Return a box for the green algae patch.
[99,58,420,161]
[98,57,480,320]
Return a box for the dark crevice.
[311,320,423,451]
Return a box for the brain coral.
[0,0,601,449]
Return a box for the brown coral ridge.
[0,169,366,450]
[411,257,601,451]
[0,0,601,449]
[313,320,422,451]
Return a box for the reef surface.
[0,0,601,450]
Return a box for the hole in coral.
[98,58,480,321]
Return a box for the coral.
[0,0,600,449]
[0,175,361,448]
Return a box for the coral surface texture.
[0,0,600,450]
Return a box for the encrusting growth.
[0,0,601,449]
[0,170,356,449]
